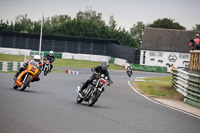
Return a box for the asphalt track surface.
[0,69,200,133]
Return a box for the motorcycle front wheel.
[20,76,32,91]
[88,90,101,106]
[76,96,83,103]
[13,82,18,89]
[44,67,48,76]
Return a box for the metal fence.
[0,32,140,64]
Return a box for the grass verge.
[0,54,25,62]
[0,54,123,70]
[132,76,184,100]
[54,58,122,70]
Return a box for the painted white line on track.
[128,81,200,120]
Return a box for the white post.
[39,14,43,57]
[24,54,26,62]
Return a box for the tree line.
[0,9,200,49]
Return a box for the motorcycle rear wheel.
[44,67,48,76]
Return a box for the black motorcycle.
[127,70,132,77]
[126,66,132,77]
[76,74,112,106]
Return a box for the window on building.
[179,53,190,59]
[149,51,163,57]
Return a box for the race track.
[0,69,200,133]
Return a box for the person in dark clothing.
[43,51,55,72]
[78,61,113,95]
[126,65,132,74]
[14,55,42,83]
[189,39,200,50]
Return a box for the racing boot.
[13,72,19,81]
[76,86,83,98]
[27,83,30,87]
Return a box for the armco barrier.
[62,52,110,62]
[0,61,23,71]
[172,68,200,108]
[31,51,62,58]
[0,47,31,56]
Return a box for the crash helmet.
[49,51,54,56]
[33,55,40,63]
[127,66,132,70]
[101,61,109,71]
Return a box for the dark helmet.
[101,61,109,71]
[190,39,194,43]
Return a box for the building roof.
[141,27,200,53]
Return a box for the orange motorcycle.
[13,60,39,91]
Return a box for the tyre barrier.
[172,68,200,108]
[0,61,23,71]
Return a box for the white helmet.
[33,55,40,63]
[49,51,54,56]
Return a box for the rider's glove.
[93,71,98,75]
[23,62,28,68]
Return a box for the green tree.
[0,9,140,48]
[193,24,200,31]
[0,19,9,32]
[14,14,33,33]
[130,21,145,40]
[73,8,105,38]
[109,15,117,30]
[149,18,186,30]
[46,15,71,35]
[31,21,41,34]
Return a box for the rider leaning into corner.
[14,55,42,82]
[43,50,55,72]
[78,61,113,96]
[127,65,132,74]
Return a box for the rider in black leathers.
[43,51,55,72]
[126,65,132,75]
[78,61,113,95]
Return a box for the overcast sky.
[0,0,199,31]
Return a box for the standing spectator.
[170,64,175,74]
[189,39,200,50]
[194,34,200,45]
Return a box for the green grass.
[0,54,123,70]
[134,77,181,99]
[54,58,122,70]
[0,54,27,62]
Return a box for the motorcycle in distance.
[126,66,132,77]
[76,73,112,106]
[43,58,51,76]
[127,70,132,77]
[13,60,39,91]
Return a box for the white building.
[140,27,199,72]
